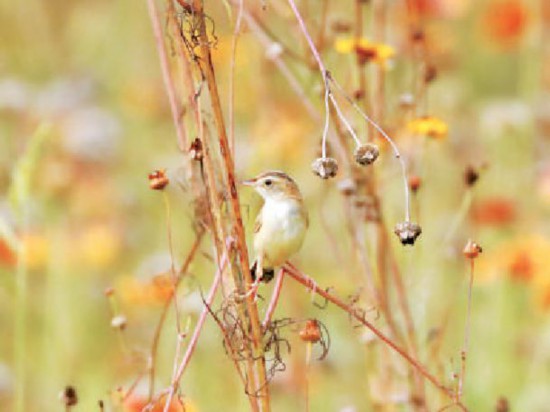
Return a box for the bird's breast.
[254,200,307,267]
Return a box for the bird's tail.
[250,261,275,283]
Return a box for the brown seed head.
[189,137,203,161]
[408,175,422,193]
[312,157,339,179]
[354,143,380,166]
[495,396,509,412]
[394,221,422,245]
[463,239,482,259]
[464,165,480,187]
[104,287,115,297]
[60,385,78,407]
[148,169,169,190]
[424,64,438,83]
[300,319,322,343]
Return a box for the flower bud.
[354,143,380,166]
[394,221,422,245]
[311,157,338,179]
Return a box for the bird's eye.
[264,179,273,187]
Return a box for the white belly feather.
[253,199,307,267]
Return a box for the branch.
[283,263,459,402]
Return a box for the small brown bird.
[242,171,309,282]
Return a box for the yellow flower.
[78,224,122,269]
[21,233,49,270]
[334,37,395,66]
[407,116,449,139]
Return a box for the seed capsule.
[60,386,78,407]
[394,221,422,245]
[148,169,169,190]
[311,157,339,179]
[463,239,482,259]
[354,143,380,166]
[299,319,322,343]
[408,175,422,193]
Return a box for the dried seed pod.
[463,239,482,259]
[299,319,322,343]
[148,169,169,190]
[188,138,203,161]
[111,315,127,330]
[464,165,479,187]
[408,175,422,193]
[495,397,509,412]
[394,221,422,245]
[311,157,338,179]
[60,385,78,407]
[354,143,380,166]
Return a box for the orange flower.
[0,238,17,267]
[477,235,550,310]
[407,116,448,139]
[481,0,529,49]
[117,273,175,306]
[472,197,516,226]
[334,37,395,67]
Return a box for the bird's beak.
[241,178,256,186]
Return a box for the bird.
[242,171,308,283]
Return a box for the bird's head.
[242,171,303,202]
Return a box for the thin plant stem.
[304,341,312,412]
[163,256,227,412]
[283,263,460,402]
[229,0,244,155]
[458,259,475,402]
[330,78,412,222]
[262,269,285,329]
[148,233,204,401]
[146,0,187,151]
[328,93,362,147]
[162,191,182,334]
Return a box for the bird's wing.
[253,213,262,234]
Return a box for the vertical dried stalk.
[146,0,187,150]
[191,1,270,409]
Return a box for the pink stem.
[262,269,285,329]
[163,257,226,412]
[146,0,187,151]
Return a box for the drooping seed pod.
[148,169,169,190]
[354,143,380,166]
[311,157,339,179]
[394,221,422,245]
[463,239,482,259]
[299,319,322,343]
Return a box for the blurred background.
[1,0,550,410]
